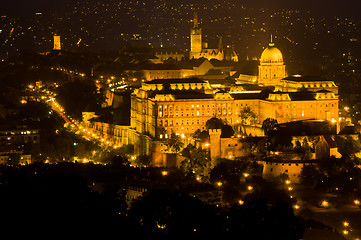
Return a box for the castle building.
[87,39,340,158]
[189,13,238,62]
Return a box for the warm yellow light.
[354,199,360,205]
[248,185,253,191]
[162,171,168,176]
[343,230,349,235]
[293,204,300,210]
[321,200,329,207]
[343,221,349,227]
[217,181,223,187]
[239,200,244,205]
[285,180,291,185]
[288,186,293,191]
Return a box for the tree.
[164,132,184,153]
[262,118,278,136]
[205,117,223,130]
[128,189,221,236]
[221,124,234,138]
[134,155,152,167]
[334,135,361,158]
[56,79,105,120]
[192,129,209,143]
[226,185,304,240]
[239,107,256,125]
[180,144,211,179]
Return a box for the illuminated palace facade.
[130,41,339,155]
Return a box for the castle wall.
[262,161,310,183]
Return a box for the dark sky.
[244,0,361,18]
[2,0,361,19]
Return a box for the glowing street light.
[247,185,253,191]
[321,200,329,208]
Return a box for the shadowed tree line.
[0,163,304,238]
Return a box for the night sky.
[2,0,361,19]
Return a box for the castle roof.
[282,75,332,82]
[260,42,283,64]
[145,77,206,85]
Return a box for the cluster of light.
[321,200,329,207]
[293,204,300,210]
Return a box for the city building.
[0,127,40,165]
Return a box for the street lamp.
[321,200,329,208]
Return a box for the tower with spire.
[190,12,202,59]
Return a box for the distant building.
[53,35,61,51]
[123,184,223,208]
[154,47,185,62]
[0,127,39,165]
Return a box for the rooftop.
[145,77,206,85]
[282,75,332,82]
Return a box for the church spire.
[193,12,198,28]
